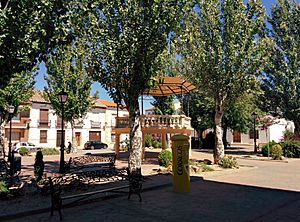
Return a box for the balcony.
[116,115,192,130]
[90,120,101,129]
[55,120,68,129]
[38,120,51,128]
[74,120,84,128]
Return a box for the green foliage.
[281,140,300,158]
[261,0,300,136]
[41,148,59,155]
[158,150,172,167]
[144,134,152,147]
[82,0,187,171]
[151,96,175,115]
[152,140,162,149]
[0,71,36,126]
[271,144,283,160]
[261,141,277,157]
[219,156,239,169]
[19,147,29,156]
[175,0,271,162]
[45,38,94,146]
[181,90,214,131]
[0,181,9,198]
[0,0,69,88]
[200,163,214,172]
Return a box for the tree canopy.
[85,0,187,172]
[261,0,300,136]
[0,70,36,126]
[0,0,69,88]
[175,0,271,162]
[44,39,94,128]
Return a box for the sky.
[34,0,298,110]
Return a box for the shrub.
[158,150,172,167]
[152,140,161,148]
[41,148,60,155]
[0,181,9,198]
[144,134,152,147]
[199,163,214,172]
[281,140,300,158]
[19,147,29,156]
[271,144,283,160]
[261,141,277,157]
[219,155,239,169]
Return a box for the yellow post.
[171,134,190,193]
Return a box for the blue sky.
[35,0,298,109]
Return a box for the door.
[89,131,101,141]
[75,132,81,147]
[56,130,65,147]
[233,131,241,143]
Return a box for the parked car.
[12,142,40,153]
[84,141,108,150]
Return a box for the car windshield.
[28,142,35,146]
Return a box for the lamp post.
[58,90,68,173]
[8,105,15,179]
[252,112,257,153]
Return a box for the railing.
[38,120,51,128]
[74,120,84,128]
[115,115,192,129]
[90,120,101,128]
[55,120,68,128]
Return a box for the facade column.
[115,133,120,158]
[162,132,167,150]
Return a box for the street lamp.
[58,90,68,173]
[252,112,258,153]
[8,105,15,179]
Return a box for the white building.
[4,91,129,150]
[227,117,295,147]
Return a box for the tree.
[176,0,271,163]
[44,40,94,149]
[222,91,262,149]
[0,70,36,126]
[261,0,300,136]
[0,0,70,88]
[151,96,175,115]
[181,91,214,144]
[89,0,187,173]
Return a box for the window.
[111,134,116,142]
[20,110,30,118]
[39,109,49,127]
[249,129,259,139]
[40,130,47,143]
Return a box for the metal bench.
[65,154,117,173]
[49,177,130,220]
[49,168,143,220]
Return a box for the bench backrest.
[69,154,116,167]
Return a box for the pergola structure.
[113,76,196,157]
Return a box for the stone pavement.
[1,148,300,222]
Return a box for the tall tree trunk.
[214,101,225,164]
[294,121,300,138]
[128,99,143,174]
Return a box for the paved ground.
[1,148,300,222]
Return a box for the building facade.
[3,91,129,150]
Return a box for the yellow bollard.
[171,134,190,193]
